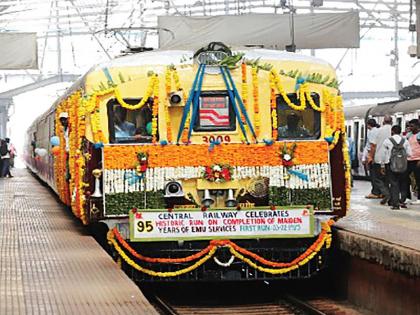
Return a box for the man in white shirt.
[383,125,412,209]
[368,115,393,205]
[363,118,381,198]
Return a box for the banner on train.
[129,207,314,242]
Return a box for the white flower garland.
[103,163,331,194]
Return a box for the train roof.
[344,104,374,120]
[369,97,420,116]
[91,49,333,69]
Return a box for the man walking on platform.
[383,125,411,210]
[368,115,393,205]
[363,118,381,199]
[406,119,420,204]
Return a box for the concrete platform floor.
[0,169,157,315]
[336,180,420,252]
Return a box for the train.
[25,42,350,281]
[344,97,420,177]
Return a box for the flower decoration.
[135,152,148,176]
[203,164,233,183]
[280,143,297,167]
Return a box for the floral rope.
[108,220,334,277]
[114,75,157,110]
[107,230,217,277]
[112,228,214,263]
[251,66,260,137]
[270,70,306,111]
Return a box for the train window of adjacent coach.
[193,92,236,132]
[276,93,320,140]
[107,98,154,144]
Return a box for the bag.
[0,142,8,156]
[389,137,407,173]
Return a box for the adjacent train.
[344,97,420,177]
[25,43,350,281]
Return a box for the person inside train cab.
[134,97,153,142]
[113,106,136,138]
[59,112,71,181]
[277,112,309,139]
[59,112,69,153]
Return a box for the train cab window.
[193,92,236,132]
[107,98,155,144]
[276,93,320,140]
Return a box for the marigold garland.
[241,63,248,142]
[342,133,352,211]
[164,69,173,143]
[108,220,334,277]
[108,230,217,277]
[328,131,341,150]
[112,228,214,263]
[270,70,306,111]
[303,84,325,112]
[103,141,329,169]
[251,66,260,137]
[151,74,159,143]
[270,83,278,140]
[114,75,157,110]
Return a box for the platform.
[0,169,157,315]
[334,180,420,275]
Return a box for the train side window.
[193,91,236,132]
[276,93,320,140]
[107,98,155,144]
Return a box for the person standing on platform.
[368,115,393,205]
[383,125,411,210]
[406,119,420,204]
[0,137,11,178]
[0,139,3,177]
[59,112,70,181]
[363,118,381,199]
[5,138,14,177]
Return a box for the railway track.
[153,294,328,315]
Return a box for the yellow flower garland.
[270,70,306,111]
[107,230,217,277]
[302,84,325,112]
[107,220,333,277]
[251,67,260,137]
[164,69,173,143]
[114,75,156,110]
[342,132,352,211]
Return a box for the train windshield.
[276,93,321,140]
[107,99,154,144]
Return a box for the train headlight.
[164,181,184,197]
[169,91,183,106]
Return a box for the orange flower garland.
[151,74,159,143]
[103,141,329,169]
[54,104,70,205]
[108,219,334,277]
